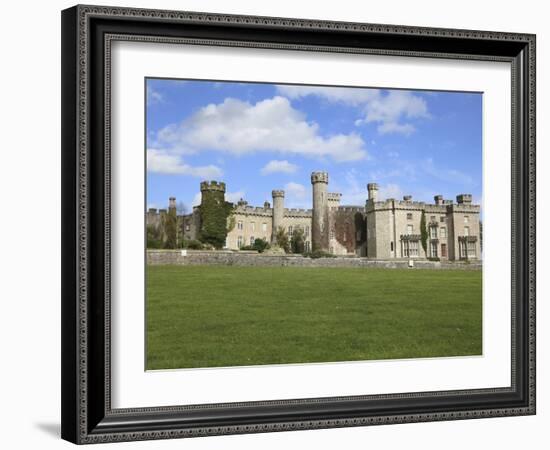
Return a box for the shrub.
[275,227,290,253]
[290,227,305,254]
[253,238,270,253]
[308,249,335,259]
[427,257,440,262]
[182,240,204,250]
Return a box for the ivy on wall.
[199,190,234,249]
[420,210,428,255]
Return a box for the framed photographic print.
[61,4,536,444]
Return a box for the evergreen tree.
[420,210,428,255]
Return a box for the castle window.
[185,224,190,231]
[407,224,413,235]
[305,226,310,237]
[237,236,243,248]
[250,236,255,245]
[430,241,438,258]
[330,228,335,240]
[441,243,448,257]
[237,221,243,230]
[262,223,267,232]
[403,240,419,257]
[288,226,293,235]
[464,216,470,224]
[305,241,310,252]
[464,226,470,236]
[440,216,446,223]
[407,213,413,220]
[440,227,447,238]
[430,215,436,222]
[250,222,255,232]
[390,242,394,252]
[467,241,477,258]
[430,226,437,239]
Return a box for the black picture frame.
[61,4,536,444]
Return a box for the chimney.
[434,195,443,206]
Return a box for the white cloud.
[276,85,380,106]
[360,90,430,135]
[147,86,164,105]
[261,160,298,175]
[151,96,367,162]
[147,149,223,178]
[284,182,309,208]
[338,169,403,205]
[226,191,246,203]
[277,85,429,136]
[192,192,201,207]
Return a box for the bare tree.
[176,201,187,216]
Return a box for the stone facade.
[147,172,482,261]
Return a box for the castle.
[147,172,481,261]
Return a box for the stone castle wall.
[147,250,481,269]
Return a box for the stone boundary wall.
[147,250,482,270]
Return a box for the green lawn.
[146,265,482,370]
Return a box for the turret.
[200,180,226,205]
[456,194,472,205]
[367,183,379,202]
[434,194,444,205]
[327,192,342,209]
[271,190,285,244]
[311,171,329,251]
[168,196,176,214]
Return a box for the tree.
[420,210,428,256]
[176,201,187,216]
[146,225,162,249]
[163,208,178,249]
[275,227,290,253]
[290,226,305,254]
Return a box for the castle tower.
[200,181,226,204]
[367,183,379,202]
[271,190,285,244]
[311,171,329,251]
[199,181,227,248]
[168,196,176,214]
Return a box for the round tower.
[200,181,226,205]
[168,196,177,214]
[271,190,285,244]
[311,171,329,251]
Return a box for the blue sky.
[146,78,482,212]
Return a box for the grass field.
[146,265,482,370]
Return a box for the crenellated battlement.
[284,208,312,218]
[200,180,226,192]
[311,171,329,184]
[272,189,285,198]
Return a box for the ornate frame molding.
[61,5,536,444]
